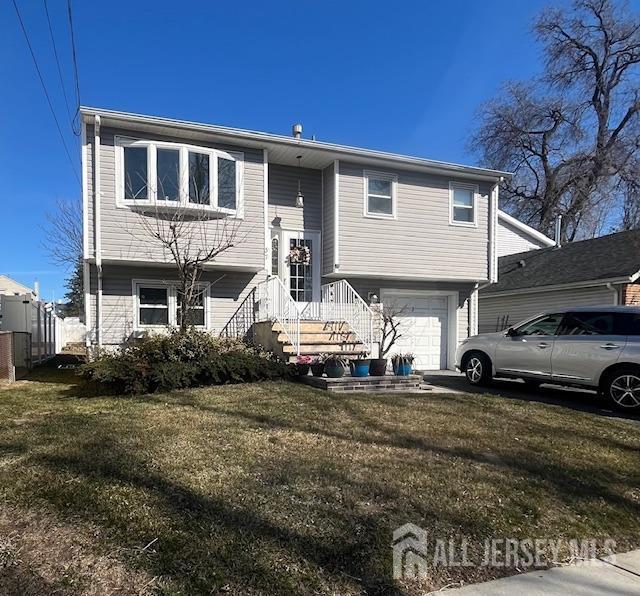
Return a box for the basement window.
[137,285,169,326]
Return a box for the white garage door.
[387,294,449,371]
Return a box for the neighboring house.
[479,230,640,333]
[81,107,512,370]
[496,211,554,256]
[0,274,34,297]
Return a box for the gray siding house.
[81,107,511,370]
[479,230,640,333]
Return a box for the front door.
[282,230,320,310]
[494,313,564,379]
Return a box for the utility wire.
[66,0,81,127]
[11,0,80,183]
[43,0,79,135]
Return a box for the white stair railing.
[315,280,374,352]
[259,276,300,355]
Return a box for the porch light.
[295,155,304,208]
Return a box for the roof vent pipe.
[554,214,562,248]
[292,123,302,139]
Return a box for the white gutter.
[94,115,102,347]
[481,276,632,298]
[263,149,269,274]
[333,160,340,272]
[606,282,619,305]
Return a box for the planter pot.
[324,360,345,378]
[369,358,388,377]
[349,359,370,377]
[311,362,325,377]
[297,364,310,376]
[393,361,413,376]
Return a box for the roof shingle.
[487,230,640,294]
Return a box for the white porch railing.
[258,276,301,354]
[301,280,374,353]
[221,277,374,356]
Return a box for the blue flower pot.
[393,362,413,376]
[325,361,345,378]
[349,359,370,377]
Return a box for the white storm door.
[282,230,321,309]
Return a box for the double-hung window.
[450,182,477,226]
[137,285,169,326]
[134,281,209,329]
[116,137,243,216]
[176,286,206,327]
[364,171,397,218]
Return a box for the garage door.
[386,294,449,371]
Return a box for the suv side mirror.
[506,327,519,337]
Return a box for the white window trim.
[363,170,397,220]
[115,136,244,218]
[132,279,211,331]
[449,181,478,227]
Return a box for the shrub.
[80,329,293,394]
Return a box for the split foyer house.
[82,107,523,370]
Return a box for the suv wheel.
[464,352,492,386]
[604,367,640,412]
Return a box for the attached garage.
[380,290,458,371]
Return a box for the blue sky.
[2,0,577,300]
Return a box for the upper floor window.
[364,171,397,219]
[116,136,243,216]
[450,182,477,226]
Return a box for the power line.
[66,0,81,126]
[11,0,80,183]
[43,0,79,135]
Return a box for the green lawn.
[1,366,639,595]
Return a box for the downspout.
[606,282,619,305]
[471,178,502,336]
[94,115,103,347]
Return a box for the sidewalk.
[435,550,640,595]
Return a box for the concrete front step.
[299,374,423,393]
[282,342,363,354]
[287,350,368,363]
[276,332,358,344]
[272,321,350,334]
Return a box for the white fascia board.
[498,210,555,247]
[480,277,631,298]
[80,106,512,181]
[323,270,487,283]
[94,257,263,273]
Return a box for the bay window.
[156,148,180,201]
[117,136,243,215]
[123,146,148,200]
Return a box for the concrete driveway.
[423,370,640,423]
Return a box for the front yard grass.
[0,366,639,594]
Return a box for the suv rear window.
[559,311,640,336]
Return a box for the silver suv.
[455,307,640,412]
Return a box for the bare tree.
[42,198,83,267]
[471,0,640,240]
[128,160,246,332]
[42,198,84,317]
[379,303,406,358]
